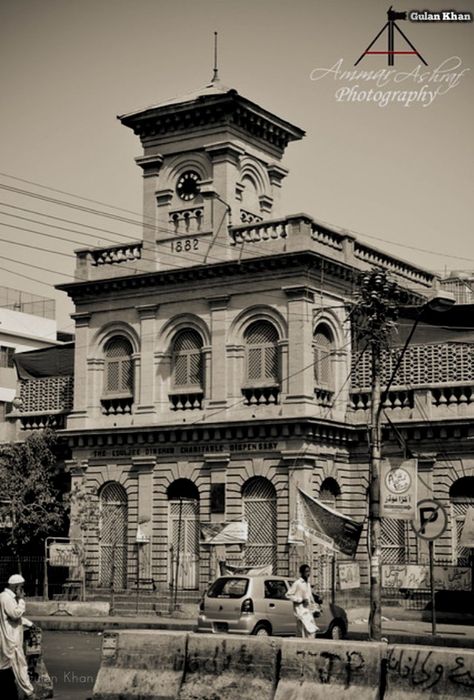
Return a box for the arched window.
[101,336,134,415]
[450,476,474,565]
[170,329,204,411]
[313,325,334,388]
[104,336,134,396]
[313,324,334,406]
[240,175,261,223]
[243,321,280,405]
[243,477,277,572]
[172,330,203,388]
[319,477,341,508]
[99,482,128,589]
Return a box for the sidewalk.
[31,605,474,649]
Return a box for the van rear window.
[207,577,249,598]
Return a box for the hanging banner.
[288,519,335,550]
[380,458,417,520]
[297,489,363,557]
[459,506,474,548]
[219,561,273,576]
[200,520,248,545]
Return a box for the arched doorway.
[242,477,277,572]
[168,479,200,590]
[450,476,474,565]
[99,482,128,589]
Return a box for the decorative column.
[204,142,244,259]
[69,313,91,427]
[86,358,104,419]
[281,449,316,575]
[132,456,156,581]
[207,296,230,409]
[135,154,163,267]
[283,286,315,409]
[135,304,158,416]
[66,459,89,584]
[203,453,230,580]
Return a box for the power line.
[1,172,472,268]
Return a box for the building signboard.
[380,458,417,520]
[91,441,281,459]
[338,562,360,590]
[382,563,471,591]
[49,542,82,567]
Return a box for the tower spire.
[211,31,219,83]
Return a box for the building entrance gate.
[169,499,199,590]
[99,482,128,589]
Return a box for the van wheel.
[252,623,272,636]
[329,622,345,640]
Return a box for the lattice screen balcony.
[18,376,73,413]
[352,342,474,389]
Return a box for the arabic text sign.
[382,564,471,591]
[338,562,360,590]
[49,542,81,567]
[380,459,417,520]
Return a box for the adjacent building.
[0,287,65,442]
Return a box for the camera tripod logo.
[355,6,427,66]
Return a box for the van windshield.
[207,577,249,598]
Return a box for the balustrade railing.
[169,207,203,234]
[242,385,280,406]
[240,209,263,224]
[230,219,287,245]
[100,397,134,415]
[314,387,334,407]
[169,390,204,411]
[310,224,343,251]
[90,242,142,266]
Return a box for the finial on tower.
[211,31,219,83]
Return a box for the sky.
[0,0,472,332]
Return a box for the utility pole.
[355,270,404,641]
[369,330,382,640]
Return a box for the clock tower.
[118,77,304,270]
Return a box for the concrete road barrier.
[178,633,281,700]
[91,630,474,700]
[274,638,382,700]
[92,629,187,700]
[385,643,474,699]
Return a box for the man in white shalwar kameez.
[0,574,34,699]
[286,564,318,638]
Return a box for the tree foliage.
[0,429,67,556]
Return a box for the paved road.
[41,631,101,700]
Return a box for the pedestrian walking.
[286,563,319,638]
[0,574,35,699]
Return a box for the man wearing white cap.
[0,574,34,699]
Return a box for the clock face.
[176,171,200,201]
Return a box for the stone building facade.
[10,79,474,595]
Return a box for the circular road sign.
[410,499,447,541]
